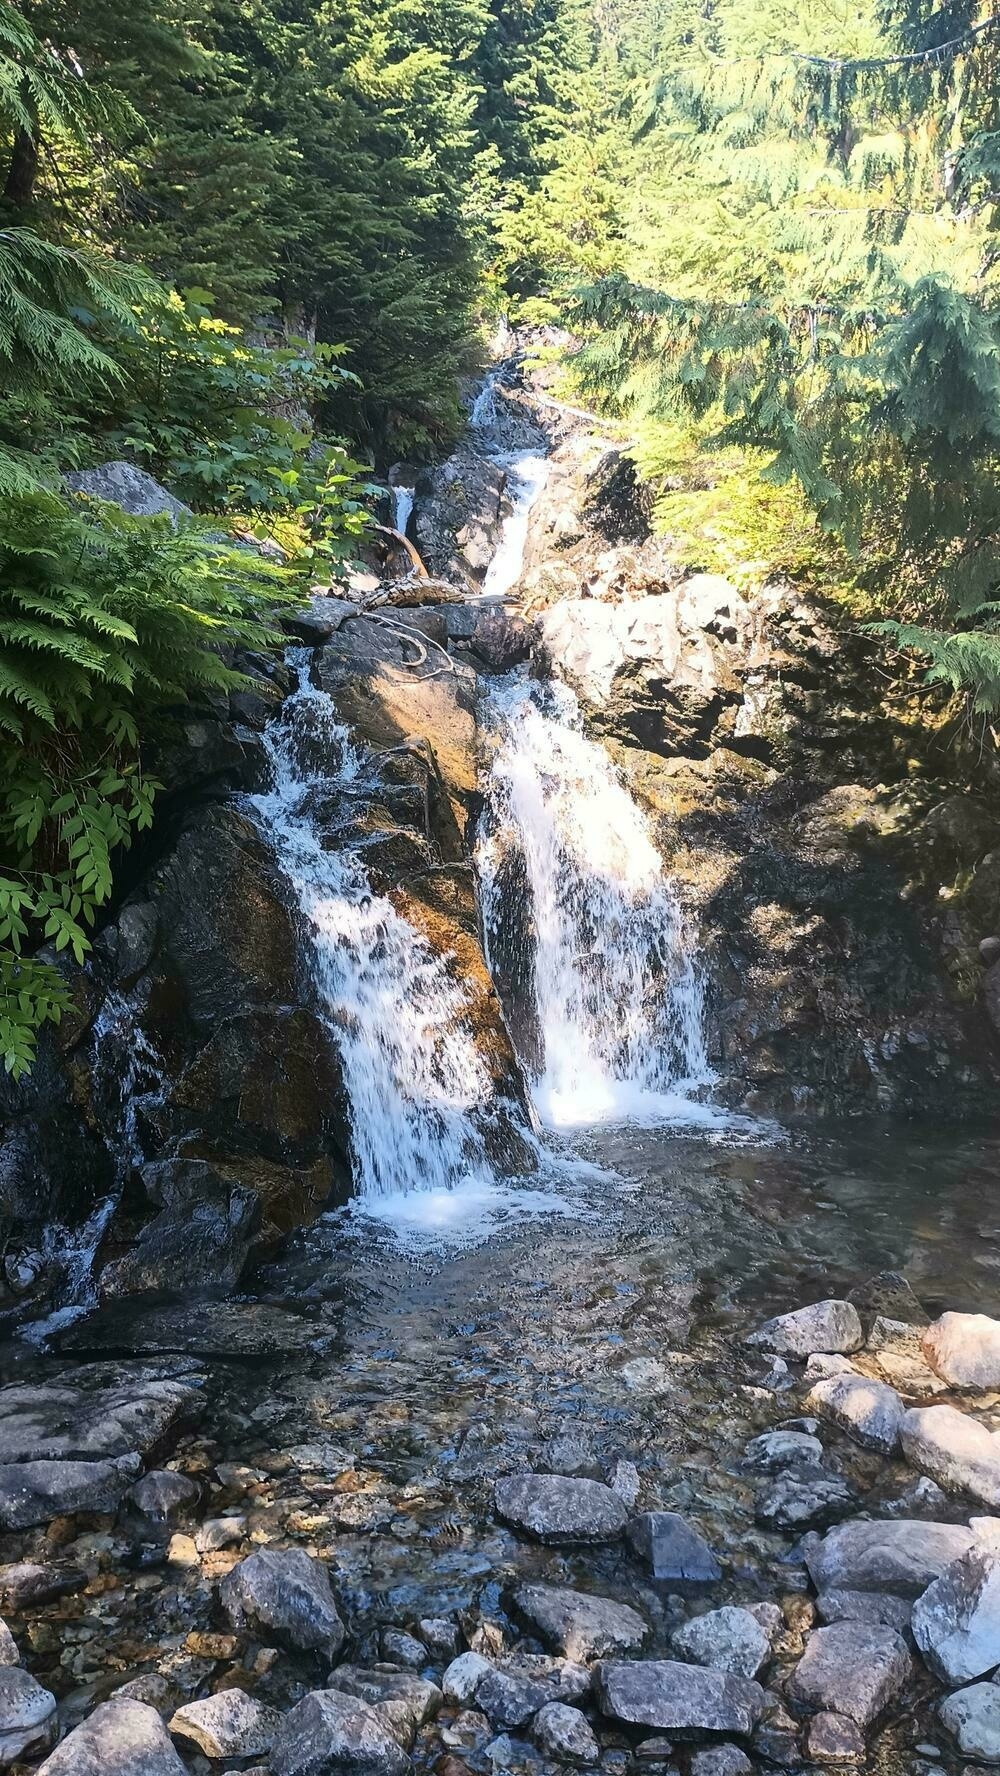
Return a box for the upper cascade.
[478,674,711,1128]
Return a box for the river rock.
[99,1173,261,1298]
[271,1689,411,1776]
[594,1660,764,1738]
[805,1354,856,1381]
[416,1617,460,1658]
[806,1519,978,1594]
[626,1512,721,1583]
[754,1466,857,1531]
[476,1666,552,1729]
[36,1699,185,1774]
[511,1583,648,1660]
[938,1682,1000,1761]
[785,1623,912,1727]
[806,1711,865,1764]
[743,1430,824,1471]
[815,1590,913,1632]
[806,1373,904,1453]
[689,1748,752,1776]
[130,1469,199,1523]
[169,1690,283,1757]
[911,1547,1000,1682]
[670,1608,770,1679]
[219,1547,345,1656]
[922,1312,1000,1388]
[494,1474,627,1543]
[901,1404,1000,1507]
[0,1453,140,1528]
[443,1653,492,1703]
[0,1621,16,1667]
[745,1302,863,1359]
[0,1364,204,1463]
[0,1562,86,1607]
[0,1667,56,1765]
[327,1670,441,1749]
[380,1630,426,1670]
[532,1702,599,1763]
[65,461,190,521]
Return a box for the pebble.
[911,1548,1000,1682]
[532,1701,599,1763]
[169,1690,282,1758]
[745,1301,863,1358]
[130,1470,198,1523]
[626,1512,721,1583]
[670,1606,770,1679]
[194,1514,245,1552]
[166,1532,199,1568]
[785,1622,913,1728]
[494,1474,628,1543]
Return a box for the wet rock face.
[519,415,1000,1117]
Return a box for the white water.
[391,484,415,537]
[481,452,549,601]
[478,676,713,1130]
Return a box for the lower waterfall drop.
[478,675,713,1129]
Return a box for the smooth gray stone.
[130,1469,199,1524]
[532,1702,599,1764]
[64,462,190,521]
[670,1607,770,1679]
[37,1699,186,1775]
[922,1312,1000,1389]
[627,1512,721,1583]
[745,1301,863,1358]
[815,1589,913,1632]
[806,1372,905,1454]
[754,1466,857,1531]
[512,1582,648,1660]
[0,1667,57,1766]
[594,1659,764,1738]
[219,1547,345,1656]
[494,1474,627,1543]
[689,1749,752,1776]
[742,1430,823,1472]
[325,1669,441,1750]
[169,1691,282,1758]
[901,1404,1000,1508]
[938,1682,1000,1761]
[0,1365,203,1463]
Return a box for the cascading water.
[247,655,541,1230]
[391,484,415,537]
[478,675,713,1129]
[469,368,549,602]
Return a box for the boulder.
[493,1474,627,1543]
[129,1469,199,1524]
[511,1582,648,1660]
[169,1691,282,1758]
[814,1590,912,1632]
[36,1699,186,1775]
[0,1364,204,1463]
[670,1608,770,1679]
[271,1689,411,1776]
[0,1454,139,1528]
[745,1302,863,1359]
[901,1404,1000,1508]
[938,1682,1000,1761]
[806,1519,978,1595]
[911,1548,1000,1682]
[922,1312,1000,1389]
[595,1660,764,1739]
[219,1547,345,1657]
[742,1430,824,1472]
[754,1467,857,1531]
[626,1512,721,1583]
[785,1623,912,1728]
[532,1702,599,1764]
[805,1711,865,1765]
[65,462,190,522]
[0,1667,57,1765]
[806,1373,905,1453]
[99,1174,261,1299]
[442,1653,492,1703]
[326,1670,441,1750]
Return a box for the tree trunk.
[3,127,39,209]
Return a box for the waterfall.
[481,453,549,601]
[391,484,415,536]
[478,676,713,1129]
[248,657,508,1211]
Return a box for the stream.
[0,364,997,1770]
